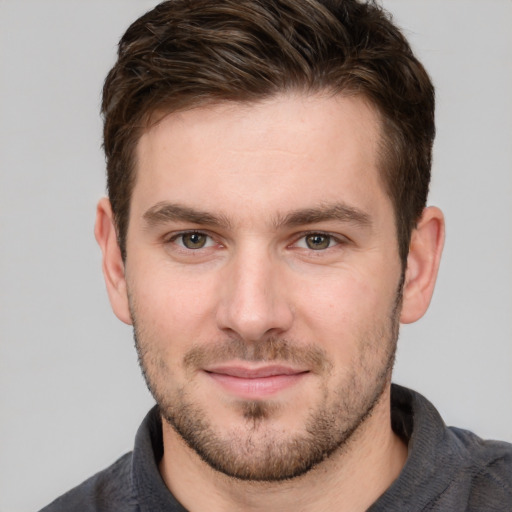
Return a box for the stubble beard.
[131,284,402,482]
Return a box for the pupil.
[307,234,329,250]
[184,233,205,248]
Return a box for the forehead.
[133,93,389,223]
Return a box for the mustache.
[183,337,332,374]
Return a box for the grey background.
[0,1,511,511]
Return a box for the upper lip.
[204,364,308,379]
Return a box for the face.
[123,94,404,480]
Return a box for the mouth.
[203,364,310,399]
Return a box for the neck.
[159,386,407,512]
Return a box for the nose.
[216,246,294,342]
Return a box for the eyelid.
[164,229,217,248]
[162,229,349,250]
[291,231,350,249]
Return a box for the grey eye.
[305,234,332,250]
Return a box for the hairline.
[116,88,409,266]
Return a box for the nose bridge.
[216,240,293,341]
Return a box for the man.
[42,0,512,510]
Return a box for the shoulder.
[384,385,512,511]
[39,452,139,512]
[447,427,512,510]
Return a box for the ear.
[400,206,445,324]
[94,198,133,325]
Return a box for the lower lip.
[206,372,307,399]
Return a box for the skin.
[96,93,444,512]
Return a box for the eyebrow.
[142,201,371,231]
[143,202,232,229]
[274,203,372,229]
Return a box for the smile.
[203,365,310,399]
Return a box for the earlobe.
[400,206,445,324]
[94,198,133,325]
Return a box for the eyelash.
[164,230,347,252]
[291,231,349,252]
[165,230,217,250]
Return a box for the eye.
[174,231,214,250]
[295,233,340,251]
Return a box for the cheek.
[128,263,219,347]
[295,270,394,353]
[299,270,382,320]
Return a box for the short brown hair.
[102,0,435,265]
